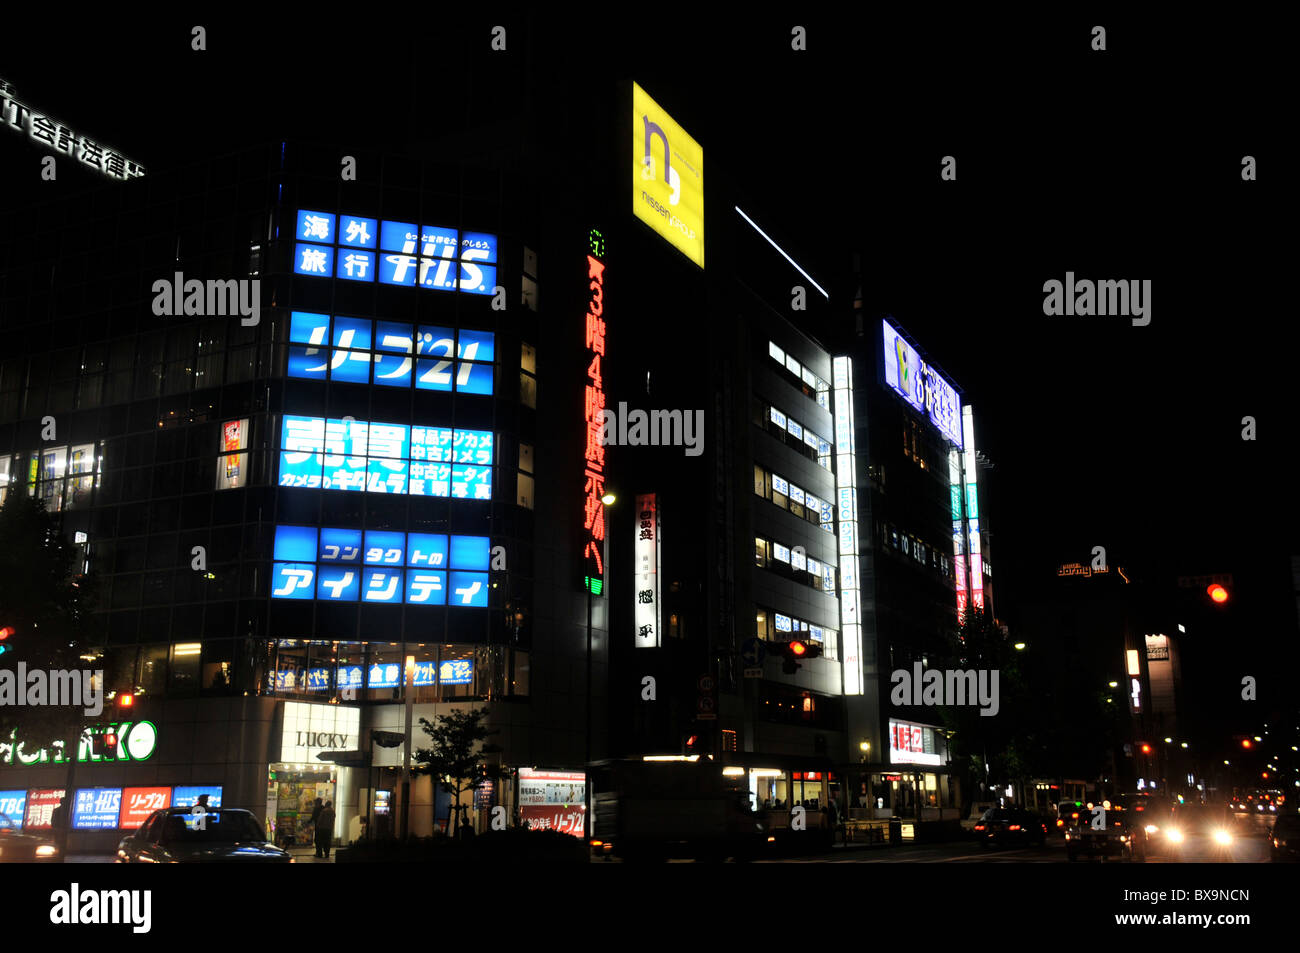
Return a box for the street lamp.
[1013,642,1026,651]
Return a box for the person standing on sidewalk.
[316,801,336,859]
[308,797,323,857]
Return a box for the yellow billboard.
[632,82,704,268]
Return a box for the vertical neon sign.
[962,406,983,612]
[582,229,607,595]
[832,355,863,695]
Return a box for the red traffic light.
[789,640,808,657]
[117,693,134,709]
[1207,584,1229,604]
[1140,743,1152,755]
[1241,739,1253,749]
[0,625,12,657]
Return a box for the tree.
[413,708,507,836]
[936,605,1030,811]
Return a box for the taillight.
[1056,819,1064,827]
[974,824,985,831]
[1008,824,1021,831]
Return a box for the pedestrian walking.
[309,797,323,856]
[316,801,336,859]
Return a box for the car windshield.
[162,811,266,844]
[1172,808,1230,832]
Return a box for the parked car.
[0,813,60,863]
[117,808,292,863]
[973,807,1048,848]
[1269,813,1300,862]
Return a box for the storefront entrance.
[268,765,337,849]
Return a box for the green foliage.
[413,707,508,834]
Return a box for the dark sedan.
[0,813,60,862]
[973,808,1048,847]
[1270,814,1300,862]
[117,808,292,863]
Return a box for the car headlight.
[1213,830,1232,846]
[1144,824,1158,834]
[35,844,58,858]
[1166,829,1183,843]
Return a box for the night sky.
[2,12,1294,698]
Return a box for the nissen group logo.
[632,82,704,268]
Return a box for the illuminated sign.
[962,407,984,614]
[0,790,26,822]
[632,83,704,268]
[888,720,943,766]
[272,525,490,607]
[280,702,361,763]
[278,415,493,499]
[634,494,661,649]
[217,418,250,490]
[287,312,494,394]
[172,786,223,809]
[294,210,497,295]
[22,789,65,829]
[582,229,608,595]
[72,788,123,830]
[0,721,158,766]
[0,77,145,179]
[832,356,863,695]
[881,319,962,447]
[518,768,586,838]
[119,787,172,829]
[1145,634,1169,661]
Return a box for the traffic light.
[0,625,14,657]
[684,734,700,753]
[775,639,823,674]
[91,728,118,759]
[1139,743,1152,755]
[1206,583,1229,604]
[1241,739,1253,750]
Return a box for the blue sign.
[405,571,446,605]
[368,663,403,689]
[450,535,490,571]
[0,790,26,823]
[439,659,473,684]
[73,788,123,830]
[274,525,318,562]
[317,565,360,601]
[338,666,365,691]
[297,210,498,297]
[338,215,377,248]
[272,563,316,599]
[272,527,491,606]
[337,248,375,282]
[297,210,336,244]
[279,416,492,499]
[286,315,494,394]
[448,571,489,607]
[172,786,223,809]
[294,243,334,277]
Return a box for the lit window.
[785,355,800,378]
[769,341,784,364]
[774,543,791,563]
[769,407,786,428]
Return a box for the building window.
[754,537,769,569]
[216,418,250,490]
[520,342,537,409]
[669,613,682,639]
[517,441,534,509]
